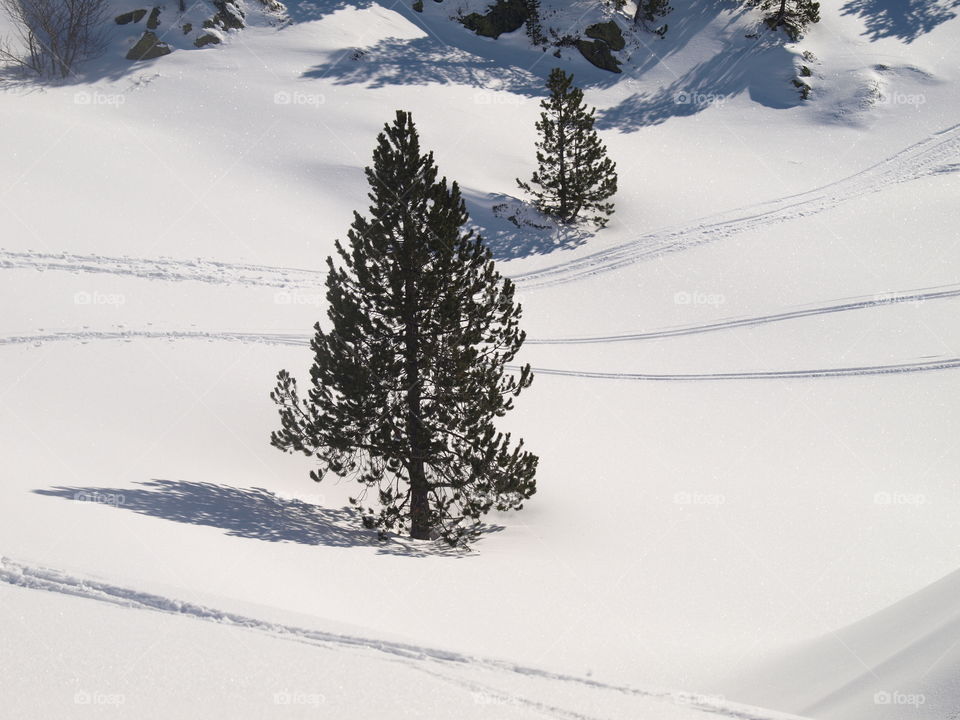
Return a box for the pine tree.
[518,68,617,227]
[270,110,538,547]
[748,0,820,40]
[524,0,546,46]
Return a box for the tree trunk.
[557,106,569,221]
[403,238,431,541]
[776,0,787,26]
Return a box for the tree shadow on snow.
[624,0,746,77]
[281,0,376,23]
[304,34,546,95]
[33,479,479,557]
[463,189,593,261]
[840,0,960,43]
[597,36,801,131]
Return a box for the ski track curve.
[2,281,957,351]
[0,556,811,720]
[1,328,958,381]
[510,122,960,289]
[525,283,960,344]
[2,125,958,292]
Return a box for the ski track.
[0,250,326,290]
[0,556,810,720]
[1,283,957,351]
[1,328,958,381]
[511,122,960,289]
[2,125,958,292]
[525,283,960,344]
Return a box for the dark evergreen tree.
[270,111,538,547]
[518,68,618,227]
[748,0,820,40]
[524,0,546,46]
[633,0,672,36]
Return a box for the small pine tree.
[748,0,820,40]
[633,0,672,34]
[524,0,546,46]
[270,111,538,547]
[517,68,618,227]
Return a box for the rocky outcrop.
[585,20,624,51]
[194,33,222,47]
[213,0,245,29]
[576,38,621,73]
[126,31,172,60]
[115,9,147,24]
[461,0,528,39]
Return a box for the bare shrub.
[0,0,108,78]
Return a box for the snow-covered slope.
[732,565,960,720]
[2,0,960,717]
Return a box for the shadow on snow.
[840,0,960,43]
[597,35,801,131]
[33,479,478,557]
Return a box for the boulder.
[212,0,244,29]
[576,38,621,73]
[462,0,527,39]
[126,31,172,60]
[146,6,161,29]
[114,9,147,24]
[585,20,624,51]
[194,33,222,47]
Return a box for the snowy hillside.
[2,0,960,717]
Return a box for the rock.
[212,0,244,29]
[461,0,527,39]
[115,9,147,24]
[146,6,161,29]
[182,22,192,33]
[585,20,624,51]
[576,38,621,73]
[194,33,222,47]
[412,0,423,10]
[126,31,172,60]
